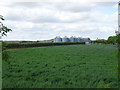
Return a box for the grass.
[2,44,118,88]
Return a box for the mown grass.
[2,44,118,88]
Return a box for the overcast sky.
[0,0,118,41]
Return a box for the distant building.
[54,36,62,42]
[70,36,75,42]
[53,36,91,43]
[77,37,82,42]
[81,38,90,43]
[62,36,70,42]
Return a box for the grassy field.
[2,44,118,88]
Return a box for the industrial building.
[54,36,91,43]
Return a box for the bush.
[2,50,9,62]
[108,36,117,44]
[6,42,85,49]
[2,42,9,62]
[92,39,108,44]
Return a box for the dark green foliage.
[2,44,118,88]
[92,39,108,44]
[117,34,120,45]
[108,36,118,44]
[118,34,120,87]
[2,42,7,51]
[0,15,4,20]
[0,15,12,62]
[2,42,9,62]
[1,26,12,36]
[6,42,85,49]
[2,51,9,62]
[92,35,119,44]
[0,15,12,36]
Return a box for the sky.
[0,0,118,41]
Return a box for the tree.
[108,36,117,44]
[0,15,12,61]
[92,39,107,44]
[0,15,12,37]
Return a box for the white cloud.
[89,11,117,23]
[0,0,118,41]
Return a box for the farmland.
[2,44,118,88]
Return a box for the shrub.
[6,42,85,49]
[2,42,9,62]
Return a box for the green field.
[2,44,118,88]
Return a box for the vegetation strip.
[6,42,85,49]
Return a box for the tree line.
[92,35,120,45]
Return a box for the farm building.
[70,36,76,42]
[62,36,70,42]
[54,36,91,43]
[54,36,62,42]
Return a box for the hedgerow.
[6,42,85,49]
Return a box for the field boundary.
[6,42,85,49]
[7,44,86,50]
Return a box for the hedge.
[6,42,85,49]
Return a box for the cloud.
[0,0,118,41]
[95,2,117,7]
[52,2,94,13]
[89,11,117,23]
[12,2,40,8]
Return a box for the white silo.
[82,38,91,42]
[80,38,84,42]
[70,36,75,42]
[62,36,70,42]
[87,38,91,42]
[74,37,78,42]
[77,37,82,42]
[54,36,62,42]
